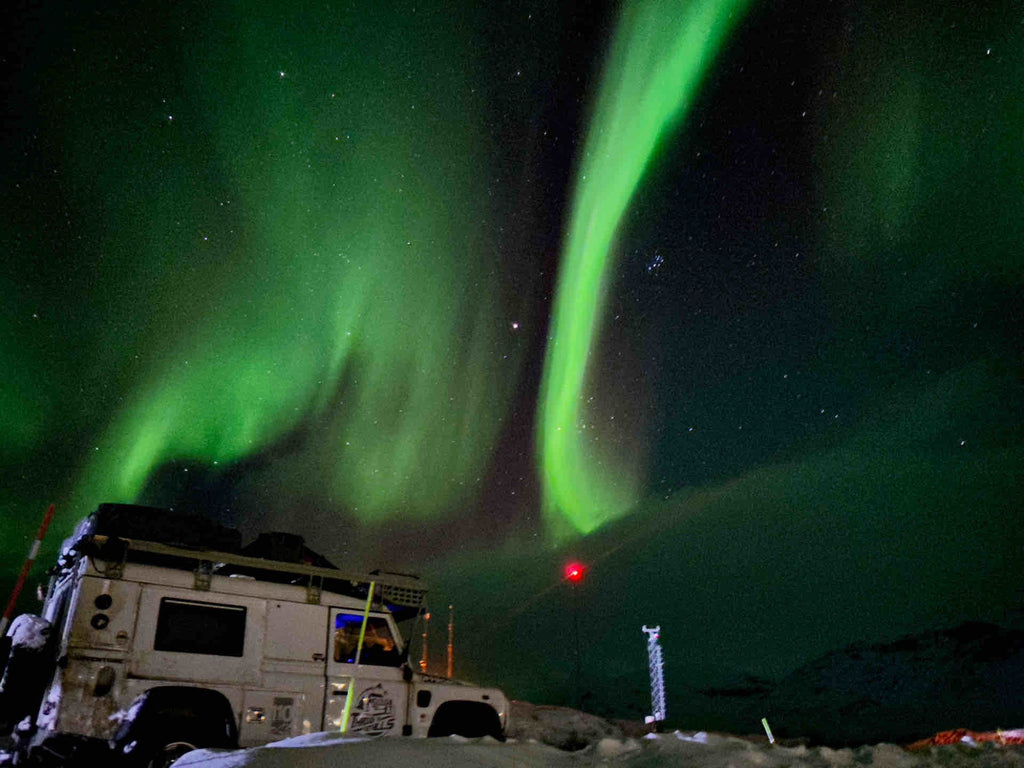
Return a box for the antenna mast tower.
[642,625,666,724]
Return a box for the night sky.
[2,0,1023,734]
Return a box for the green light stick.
[340,581,376,733]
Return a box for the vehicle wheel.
[121,734,199,768]
[113,687,238,768]
[145,739,197,768]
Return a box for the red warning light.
[564,562,586,583]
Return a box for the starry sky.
[2,0,1022,734]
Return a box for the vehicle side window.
[154,598,246,657]
[333,614,400,666]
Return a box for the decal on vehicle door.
[349,684,395,736]
[271,697,294,738]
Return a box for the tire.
[141,738,198,768]
[121,730,201,768]
[114,687,237,768]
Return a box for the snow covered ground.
[175,729,1024,768]
[172,703,1024,768]
[5,701,1022,767]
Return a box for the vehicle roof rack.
[74,535,426,615]
[62,504,427,618]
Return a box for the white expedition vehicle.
[0,504,507,766]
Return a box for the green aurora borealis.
[2,0,1023,733]
[9,2,524,526]
[539,0,750,535]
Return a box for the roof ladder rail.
[194,560,213,591]
[305,573,323,604]
[103,554,126,581]
[85,535,130,580]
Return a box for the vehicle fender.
[427,699,505,741]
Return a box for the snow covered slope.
[693,622,1024,745]
[767,622,1024,744]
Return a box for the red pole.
[1,504,56,637]
[419,611,430,673]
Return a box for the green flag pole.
[340,581,376,733]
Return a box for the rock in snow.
[507,700,626,750]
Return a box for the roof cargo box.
[240,532,337,568]
[72,503,242,553]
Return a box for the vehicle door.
[323,608,407,737]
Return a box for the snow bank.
[508,700,625,750]
[175,733,574,768]
[174,729,1024,768]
